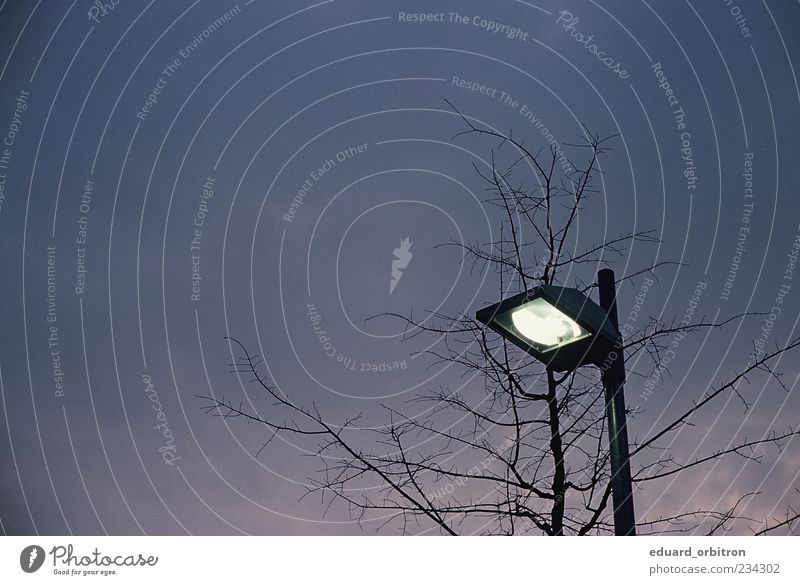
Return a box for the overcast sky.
[1,0,799,535]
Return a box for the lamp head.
[476,285,619,372]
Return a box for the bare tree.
[201,107,800,535]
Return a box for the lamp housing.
[476,285,620,372]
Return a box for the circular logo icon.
[20,545,45,573]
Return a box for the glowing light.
[510,298,589,350]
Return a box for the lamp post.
[597,268,636,535]
[475,268,636,535]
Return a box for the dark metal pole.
[597,268,636,535]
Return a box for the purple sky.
[0,0,799,535]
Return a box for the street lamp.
[476,268,636,535]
